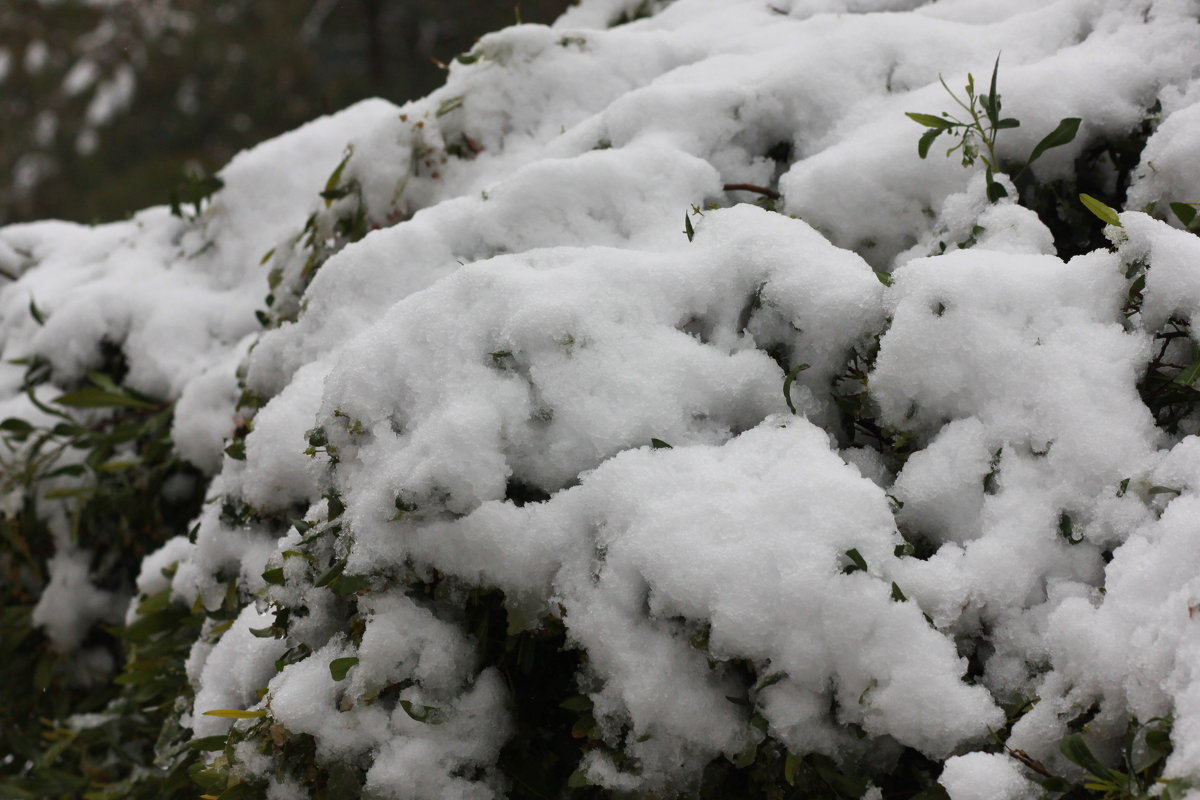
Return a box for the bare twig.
[723,183,780,200]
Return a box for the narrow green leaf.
[985,54,1002,125]
[29,299,45,325]
[1173,357,1200,387]
[985,169,1008,202]
[84,371,124,395]
[1148,485,1182,496]
[323,149,352,208]
[1059,733,1111,778]
[97,459,140,472]
[202,709,266,719]
[782,363,810,414]
[684,212,695,242]
[733,741,758,768]
[1039,776,1073,793]
[844,548,868,573]
[1145,728,1172,752]
[994,118,1020,129]
[436,95,465,117]
[905,112,955,130]
[566,769,589,789]
[891,582,907,602]
[329,656,359,681]
[1026,117,1081,165]
[1080,194,1121,226]
[315,559,346,587]
[650,438,673,449]
[558,695,593,713]
[218,782,259,800]
[0,417,35,435]
[917,127,943,159]
[873,269,894,287]
[261,567,285,586]
[399,699,438,723]
[44,487,90,499]
[329,574,371,597]
[54,387,154,409]
[188,735,228,751]
[1169,202,1197,228]
[1058,512,1083,544]
[783,752,798,786]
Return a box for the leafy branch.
[908,55,1080,202]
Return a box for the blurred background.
[0,0,575,225]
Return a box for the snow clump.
[4,0,1200,797]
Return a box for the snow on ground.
[4,0,1200,796]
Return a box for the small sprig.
[908,55,1080,203]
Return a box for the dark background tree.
[0,0,574,226]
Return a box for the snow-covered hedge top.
[4,0,1200,798]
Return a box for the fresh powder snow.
[3,0,1200,797]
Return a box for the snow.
[5,0,1200,795]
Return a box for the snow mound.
[5,0,1200,796]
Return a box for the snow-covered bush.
[4,0,1200,798]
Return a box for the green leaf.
[873,269,894,287]
[97,459,140,472]
[399,699,439,723]
[1148,485,1182,496]
[844,548,868,574]
[917,127,943,159]
[1080,194,1121,227]
[783,751,798,786]
[558,695,593,713]
[1173,357,1200,387]
[0,417,35,435]
[329,657,359,681]
[315,559,346,587]
[684,212,695,242]
[1058,512,1083,544]
[566,769,589,789]
[323,149,352,208]
[1039,776,1073,793]
[733,741,758,768]
[650,438,673,449]
[1060,733,1111,778]
[1026,117,1081,166]
[1161,779,1192,800]
[219,783,260,800]
[1169,202,1197,228]
[224,440,246,461]
[329,574,372,597]
[436,95,465,116]
[984,54,1002,125]
[906,112,955,130]
[188,735,228,752]
[54,387,154,409]
[782,363,810,414]
[248,625,279,638]
[261,567,285,586]
[891,582,907,602]
[29,299,45,325]
[1145,727,1172,752]
[985,168,1008,202]
[202,709,266,719]
[994,118,1020,129]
